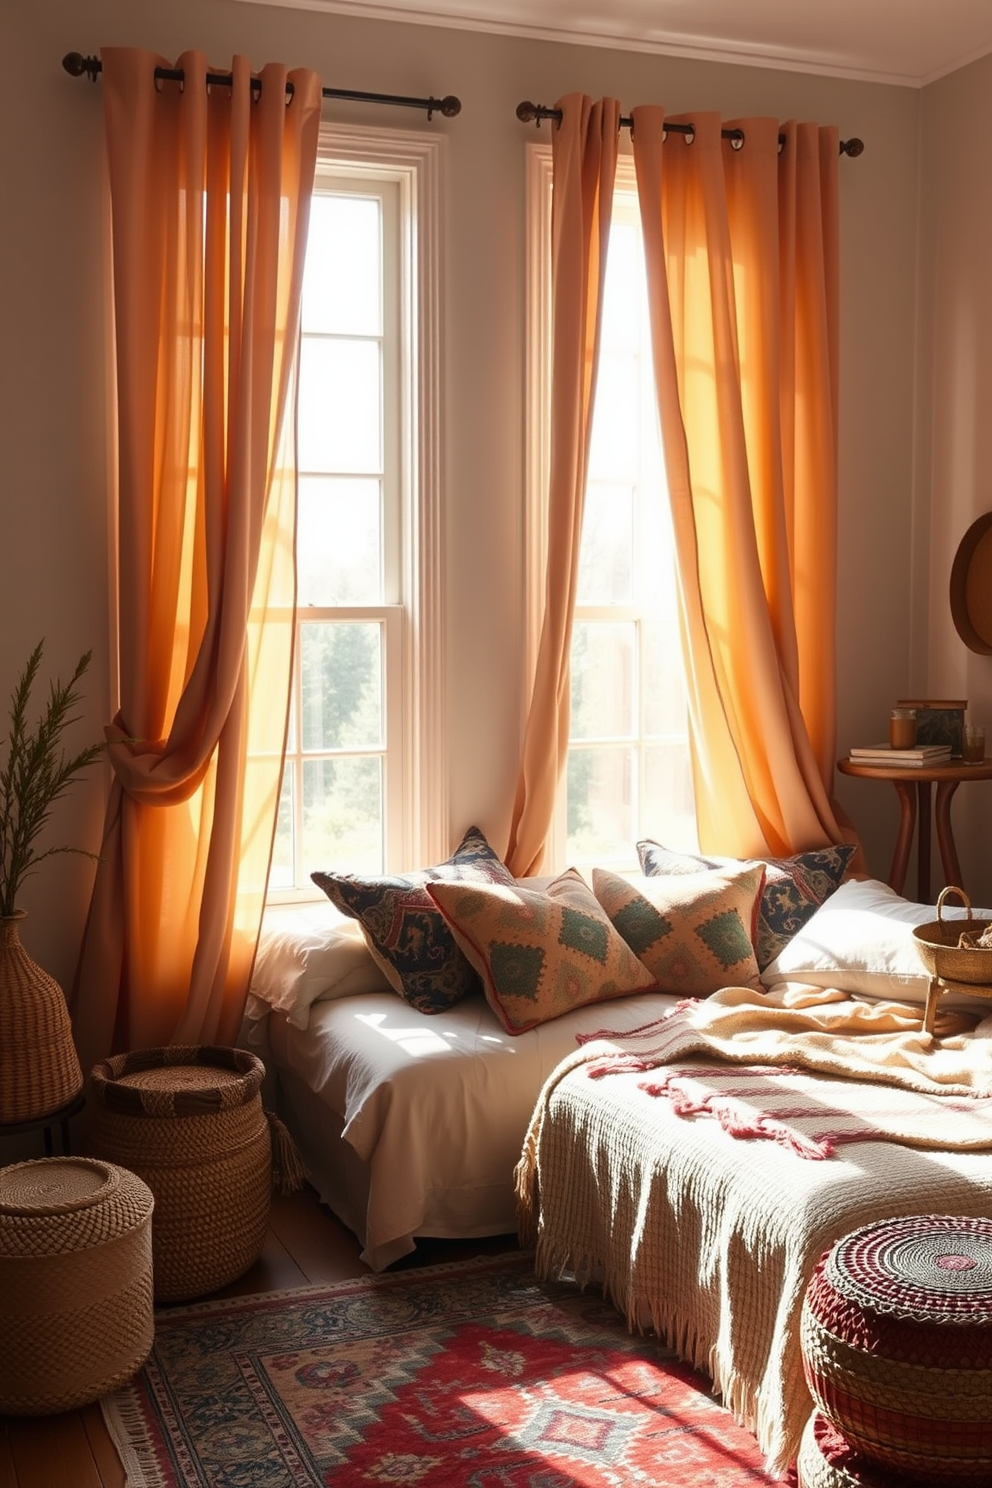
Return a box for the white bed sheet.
[262,988,679,1270]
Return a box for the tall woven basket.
[87,1045,275,1303]
[0,912,83,1124]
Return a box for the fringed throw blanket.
[515,984,992,1476]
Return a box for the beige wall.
[1,0,935,994]
[916,52,992,907]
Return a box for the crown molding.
[226,0,992,88]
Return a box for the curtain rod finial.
[439,95,461,117]
[63,52,101,81]
[516,101,539,123]
[841,136,864,157]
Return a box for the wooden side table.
[837,755,992,902]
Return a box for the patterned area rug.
[104,1251,793,1486]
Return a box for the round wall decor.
[950,510,992,654]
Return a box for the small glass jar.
[963,722,985,763]
[889,707,917,749]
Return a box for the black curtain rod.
[516,101,864,156]
[62,53,461,120]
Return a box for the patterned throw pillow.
[593,865,765,997]
[636,840,857,971]
[310,826,515,1015]
[425,869,659,1035]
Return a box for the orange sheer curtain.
[631,108,852,859]
[71,48,321,1075]
[506,94,619,877]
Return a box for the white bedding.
[256,988,679,1270]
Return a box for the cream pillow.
[251,907,391,1030]
[761,877,992,1011]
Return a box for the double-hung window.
[527,146,696,873]
[268,125,444,899]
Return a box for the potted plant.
[0,642,105,1125]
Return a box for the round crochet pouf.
[795,1411,962,1488]
[87,1045,272,1303]
[801,1214,992,1482]
[0,1157,154,1415]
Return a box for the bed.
[243,842,992,1475]
[242,828,815,1272]
[515,878,992,1477]
[246,980,678,1271]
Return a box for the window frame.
[270,121,446,901]
[525,141,693,872]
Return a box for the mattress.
[257,988,679,1271]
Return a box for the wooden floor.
[0,1185,520,1488]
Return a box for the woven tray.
[912,886,992,988]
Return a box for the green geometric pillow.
[592,864,766,998]
[426,869,658,1035]
[310,826,514,1014]
[636,840,856,971]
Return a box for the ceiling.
[237,0,992,86]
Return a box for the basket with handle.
[912,886,992,987]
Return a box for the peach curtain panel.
[506,94,620,877]
[631,108,852,858]
[71,48,321,1074]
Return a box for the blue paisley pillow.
[311,826,515,1014]
[636,839,857,972]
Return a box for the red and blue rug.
[104,1251,792,1485]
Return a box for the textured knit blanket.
[579,979,992,1098]
[515,985,992,1475]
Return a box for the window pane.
[298,339,382,475]
[303,756,383,876]
[298,477,382,605]
[268,770,294,890]
[302,195,381,336]
[577,482,633,605]
[644,744,698,853]
[641,616,689,738]
[587,348,639,482]
[566,746,633,862]
[600,221,641,352]
[301,623,382,751]
[570,622,635,740]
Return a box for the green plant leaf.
[0,642,104,917]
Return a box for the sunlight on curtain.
[71,48,321,1072]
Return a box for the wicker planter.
[87,1045,273,1302]
[0,1156,154,1415]
[0,912,83,1125]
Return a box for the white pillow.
[761,877,992,1010]
[251,902,392,1030]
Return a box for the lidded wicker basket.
[0,1156,154,1415]
[87,1045,273,1303]
[912,886,992,987]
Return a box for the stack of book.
[848,743,953,767]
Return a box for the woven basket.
[0,1156,154,1415]
[0,912,83,1124]
[801,1214,992,1481]
[912,887,992,987]
[87,1045,273,1303]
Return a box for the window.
[527,146,696,873]
[268,125,445,898]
